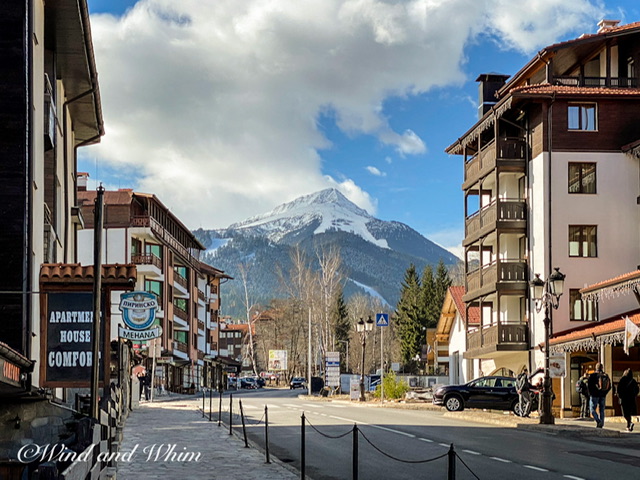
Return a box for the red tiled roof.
[510,84,640,96]
[40,263,137,285]
[78,189,135,207]
[580,270,640,294]
[545,21,640,51]
[551,310,640,344]
[449,285,480,325]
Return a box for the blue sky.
[82,1,640,256]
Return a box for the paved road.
[230,389,640,480]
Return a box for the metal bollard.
[202,390,206,418]
[448,444,456,480]
[229,394,233,435]
[352,424,358,480]
[218,390,223,427]
[209,388,213,422]
[301,413,306,480]
[264,405,271,464]
[240,400,249,448]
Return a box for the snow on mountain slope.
[227,188,389,248]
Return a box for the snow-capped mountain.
[194,188,460,318]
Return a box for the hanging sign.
[119,291,158,330]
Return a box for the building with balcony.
[77,186,231,393]
[446,20,640,412]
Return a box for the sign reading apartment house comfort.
[45,292,102,384]
[118,291,161,340]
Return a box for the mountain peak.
[271,188,370,218]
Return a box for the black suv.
[432,376,519,413]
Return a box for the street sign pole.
[375,313,389,404]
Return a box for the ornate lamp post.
[530,267,565,425]
[357,316,374,402]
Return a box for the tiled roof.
[40,263,137,285]
[0,341,34,369]
[545,21,640,51]
[78,189,135,207]
[510,84,640,96]
[551,310,640,345]
[580,270,640,294]
[449,285,480,325]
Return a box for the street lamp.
[357,316,374,402]
[530,267,565,425]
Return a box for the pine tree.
[395,264,424,366]
[332,289,351,372]
[422,260,452,328]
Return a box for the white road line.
[327,404,346,408]
[241,405,259,409]
[303,404,323,408]
[490,457,512,463]
[328,415,358,423]
[563,476,586,480]
[524,465,549,472]
[369,425,415,438]
[282,404,301,408]
[418,438,433,443]
[462,450,480,455]
[439,443,449,448]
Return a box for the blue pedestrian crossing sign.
[376,313,389,327]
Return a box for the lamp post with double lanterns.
[357,316,374,402]
[530,267,566,425]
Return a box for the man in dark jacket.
[516,368,532,417]
[587,363,611,428]
[576,374,590,418]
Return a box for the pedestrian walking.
[616,368,639,432]
[516,367,532,417]
[144,370,152,401]
[137,370,147,401]
[576,374,590,418]
[587,363,612,428]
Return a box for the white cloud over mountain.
[83,0,605,228]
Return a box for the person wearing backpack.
[516,367,532,417]
[616,368,639,432]
[575,374,590,418]
[587,363,612,428]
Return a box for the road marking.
[303,404,322,408]
[328,404,346,408]
[439,443,449,448]
[524,466,549,472]
[462,450,480,455]
[282,404,301,409]
[563,476,586,480]
[369,425,415,438]
[418,438,433,443]
[328,415,357,423]
[490,457,512,463]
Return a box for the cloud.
[366,166,386,177]
[83,0,605,228]
[427,227,465,260]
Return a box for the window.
[570,289,597,321]
[145,242,162,259]
[174,297,188,312]
[568,163,596,194]
[144,279,163,304]
[173,331,187,343]
[569,225,597,257]
[568,103,597,131]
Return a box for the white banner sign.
[119,325,163,341]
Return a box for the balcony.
[553,75,637,88]
[197,320,205,332]
[464,199,526,245]
[463,137,527,189]
[464,259,528,301]
[465,323,529,358]
[174,305,188,322]
[44,74,57,151]
[132,253,163,278]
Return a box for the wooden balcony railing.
[464,137,527,185]
[174,305,188,321]
[197,289,205,301]
[174,341,188,353]
[197,320,205,331]
[174,272,188,289]
[197,351,205,360]
[132,253,162,270]
[553,75,638,88]
[466,259,527,294]
[467,324,528,350]
[465,199,526,238]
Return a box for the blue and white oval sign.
[119,291,158,330]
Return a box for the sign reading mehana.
[44,292,102,385]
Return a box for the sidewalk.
[116,395,297,480]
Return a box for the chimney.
[77,172,89,191]
[597,19,620,33]
[476,73,510,119]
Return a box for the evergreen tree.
[395,264,424,366]
[332,289,351,372]
[423,260,453,328]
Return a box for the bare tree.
[238,262,258,375]
[316,246,344,357]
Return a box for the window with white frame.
[568,103,597,131]
[568,162,596,194]
[569,225,597,257]
[569,289,597,321]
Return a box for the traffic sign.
[375,313,389,327]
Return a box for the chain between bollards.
[300,412,306,480]
[264,405,271,464]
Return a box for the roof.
[198,261,233,280]
[436,286,480,342]
[580,269,640,303]
[510,84,640,97]
[550,309,640,350]
[40,263,137,286]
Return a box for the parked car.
[254,376,266,388]
[432,376,519,413]
[289,377,306,389]
[240,377,258,389]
